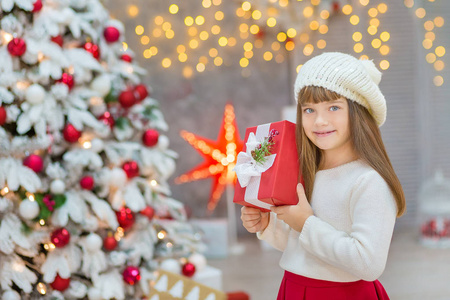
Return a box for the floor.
[208,227,450,300]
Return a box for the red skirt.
[277,271,390,300]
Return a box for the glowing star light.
[176,103,243,212]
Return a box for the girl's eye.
[330,106,340,111]
[303,108,314,114]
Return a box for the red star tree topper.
[176,103,243,212]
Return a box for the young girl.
[240,52,406,300]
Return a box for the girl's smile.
[314,130,336,137]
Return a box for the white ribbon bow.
[233,132,277,187]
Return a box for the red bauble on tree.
[50,274,71,291]
[51,35,64,47]
[103,234,118,251]
[332,1,340,13]
[84,42,100,60]
[142,129,159,147]
[122,266,141,285]
[255,28,266,39]
[57,73,74,90]
[51,228,71,248]
[104,26,120,43]
[140,206,155,220]
[23,154,44,173]
[134,84,148,102]
[118,89,136,108]
[182,262,196,277]
[116,207,135,230]
[0,106,6,126]
[63,124,82,143]
[122,161,139,178]
[32,0,43,12]
[7,38,27,57]
[80,176,94,190]
[98,111,115,128]
[120,54,133,62]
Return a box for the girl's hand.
[240,206,270,233]
[271,183,314,232]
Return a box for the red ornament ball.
[7,38,27,57]
[0,106,6,126]
[103,235,118,251]
[122,266,141,285]
[23,154,44,173]
[134,84,149,102]
[332,1,340,12]
[116,207,135,230]
[51,35,64,47]
[32,0,43,12]
[118,89,136,108]
[98,111,115,128]
[80,176,94,190]
[51,228,71,248]
[142,129,159,147]
[63,124,82,143]
[182,262,196,277]
[121,54,133,62]
[84,42,100,60]
[122,161,139,178]
[140,206,155,220]
[57,73,74,90]
[255,28,266,39]
[50,274,71,291]
[104,26,120,43]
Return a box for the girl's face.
[301,97,352,156]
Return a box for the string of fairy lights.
[404,0,445,87]
[121,0,445,84]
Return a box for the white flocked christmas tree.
[0,0,205,299]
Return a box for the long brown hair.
[296,86,406,217]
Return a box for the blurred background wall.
[106,0,450,230]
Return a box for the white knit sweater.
[257,159,397,282]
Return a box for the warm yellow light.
[378,3,388,13]
[196,16,205,25]
[433,75,444,87]
[279,0,289,7]
[359,0,369,5]
[425,32,435,41]
[178,53,188,62]
[424,20,434,31]
[239,23,249,32]
[166,30,175,39]
[202,0,212,8]
[380,60,390,70]
[169,4,179,14]
[299,33,309,43]
[287,28,297,38]
[135,25,144,35]
[267,17,277,27]
[150,180,157,186]
[37,282,47,295]
[162,58,171,68]
[310,20,320,30]
[215,11,224,21]
[252,10,262,20]
[354,43,364,53]
[319,25,329,34]
[352,31,362,42]
[285,41,295,51]
[209,48,218,57]
[311,0,321,5]
[0,187,9,195]
[186,27,197,37]
[271,41,281,51]
[368,8,378,18]
[435,46,445,57]
[434,60,444,71]
[243,42,253,51]
[303,44,314,56]
[185,16,194,26]
[162,22,172,32]
[415,8,426,18]
[263,51,273,61]
[140,36,150,45]
[320,10,330,19]
[277,32,287,42]
[371,39,382,49]
[211,25,221,35]
[128,5,139,17]
[157,230,166,239]
[183,66,194,78]
[296,64,303,73]
[197,63,206,72]
[240,31,249,40]
[342,4,353,15]
[275,54,285,63]
[155,16,164,26]
[218,37,228,46]
[317,39,326,49]
[370,18,380,27]
[244,50,253,59]
[83,141,92,149]
[240,57,249,68]
[404,0,414,8]
[39,219,45,226]
[153,28,162,37]
[189,39,199,49]
[236,7,245,17]
[249,25,259,35]
[360,55,369,60]
[122,42,128,51]
[242,1,251,11]
[214,56,223,66]
[368,25,377,35]
[303,6,314,18]
[200,31,209,40]
[379,45,390,55]
[426,53,436,64]
[380,31,390,42]
[423,39,433,49]
[267,7,278,16]
[228,37,237,47]
[150,47,158,55]
[350,15,360,25]
[213,0,221,5]
[254,39,263,48]
[434,16,444,27]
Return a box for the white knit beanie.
[294,52,387,127]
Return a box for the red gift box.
[233,120,300,211]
